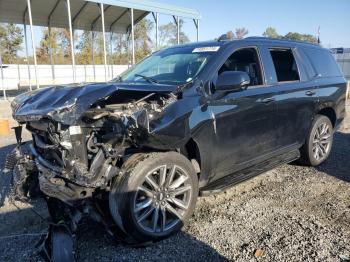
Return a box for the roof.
[0,0,201,33]
[163,37,322,51]
[243,37,321,48]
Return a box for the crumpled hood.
[12,82,176,125]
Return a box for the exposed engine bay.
[8,87,178,204]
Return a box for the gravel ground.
[0,100,349,262]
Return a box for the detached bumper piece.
[37,223,76,262]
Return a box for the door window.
[269,49,300,82]
[218,48,264,86]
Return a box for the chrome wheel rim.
[312,121,332,161]
[133,164,192,234]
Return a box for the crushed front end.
[5,83,180,260]
[8,83,178,204]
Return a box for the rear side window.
[302,48,342,77]
[269,49,300,82]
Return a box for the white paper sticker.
[192,46,220,53]
[69,125,82,135]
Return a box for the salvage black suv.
[6,37,347,246]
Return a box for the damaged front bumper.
[4,140,95,204]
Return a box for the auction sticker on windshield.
[192,46,220,53]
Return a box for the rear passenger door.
[259,46,317,148]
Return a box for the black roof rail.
[244,36,320,47]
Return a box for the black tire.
[109,152,198,244]
[299,114,333,166]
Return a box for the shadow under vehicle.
[3,37,347,261]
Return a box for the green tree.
[159,19,189,47]
[112,33,129,64]
[37,28,60,64]
[76,31,93,64]
[36,27,77,64]
[57,28,73,62]
[262,27,317,44]
[76,20,154,65]
[0,23,23,63]
[283,32,317,43]
[134,19,154,62]
[262,27,281,38]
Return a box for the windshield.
[114,46,217,86]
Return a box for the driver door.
[208,47,279,181]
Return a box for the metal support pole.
[126,33,130,68]
[194,19,199,42]
[27,0,39,89]
[100,3,107,81]
[130,8,135,65]
[23,24,32,91]
[48,25,55,82]
[17,64,21,82]
[197,20,199,42]
[152,12,159,49]
[0,51,6,100]
[66,0,76,83]
[109,32,113,78]
[91,31,96,81]
[177,16,180,44]
[156,13,159,50]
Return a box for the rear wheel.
[299,115,333,166]
[109,152,198,244]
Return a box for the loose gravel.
[0,100,349,262]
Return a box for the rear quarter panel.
[315,76,347,127]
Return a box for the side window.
[269,49,300,82]
[218,48,264,86]
[302,48,342,77]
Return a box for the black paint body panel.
[12,38,347,191]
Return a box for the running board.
[200,149,300,196]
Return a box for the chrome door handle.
[305,90,316,96]
[261,97,275,104]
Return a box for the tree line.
[0,19,189,65]
[218,27,317,43]
[0,22,318,65]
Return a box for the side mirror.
[216,71,250,92]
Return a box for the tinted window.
[269,49,300,82]
[115,46,215,86]
[219,48,263,86]
[294,48,316,80]
[302,47,342,77]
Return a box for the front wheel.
[299,114,334,166]
[109,152,198,244]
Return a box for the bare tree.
[235,27,248,39]
[218,27,249,41]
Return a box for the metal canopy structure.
[0,0,201,97]
[0,0,200,33]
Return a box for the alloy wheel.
[133,164,192,234]
[312,121,332,161]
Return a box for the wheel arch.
[181,138,210,188]
[317,107,337,127]
[182,138,201,171]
